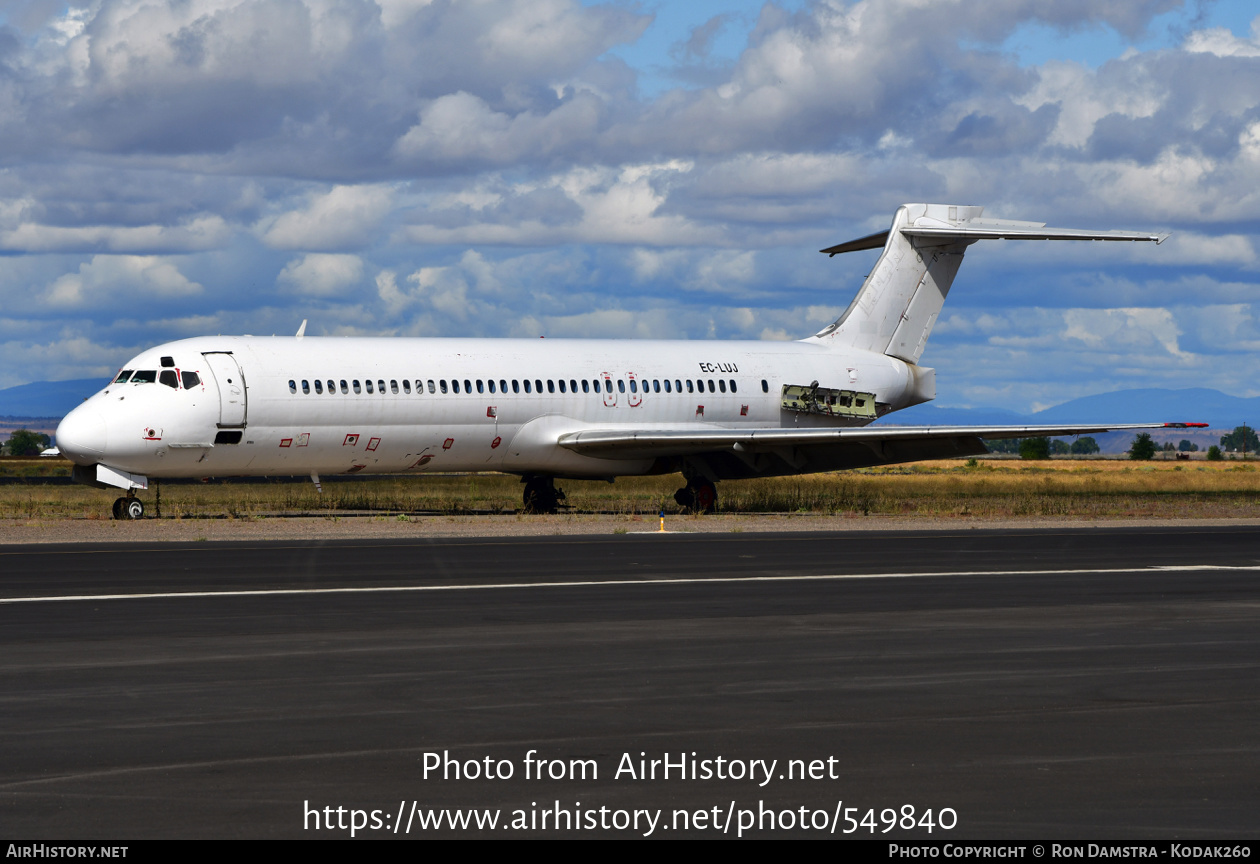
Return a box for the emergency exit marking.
[366,437,380,452]
[343,434,359,446]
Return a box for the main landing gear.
[522,476,566,514]
[111,494,145,521]
[674,477,717,514]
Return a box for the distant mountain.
[885,388,1258,430]
[0,379,101,420]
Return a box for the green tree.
[1050,439,1070,455]
[1129,432,1157,461]
[1207,445,1223,461]
[1177,439,1198,452]
[1070,436,1101,455]
[983,437,1020,454]
[1019,437,1051,460]
[1219,425,1260,454]
[4,429,49,456]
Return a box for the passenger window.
[535,379,542,393]
[454,380,462,394]
[718,380,726,393]
[488,380,496,394]
[314,379,324,394]
[477,380,485,394]
[675,380,682,393]
[365,380,374,394]
[500,379,507,393]
[664,380,671,393]
[616,380,624,393]
[762,379,769,393]
[327,380,334,394]
[730,380,737,393]
[464,379,472,394]
[353,380,362,394]
[548,380,555,393]
[441,380,449,394]
[708,380,715,393]
[302,380,310,394]
[558,380,565,393]
[340,380,349,394]
[402,380,410,394]
[391,380,398,394]
[582,380,589,393]
[629,379,637,393]
[115,370,133,383]
[428,380,436,394]
[513,380,520,393]
[653,380,660,393]
[131,370,156,384]
[524,380,531,394]
[162,370,180,389]
[181,371,201,389]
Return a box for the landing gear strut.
[112,494,145,521]
[522,476,565,514]
[674,477,717,514]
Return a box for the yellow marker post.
[659,510,665,532]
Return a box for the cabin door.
[202,352,248,427]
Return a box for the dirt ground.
[4,512,1260,544]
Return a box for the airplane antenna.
[296,319,307,339]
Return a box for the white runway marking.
[1,564,1258,605]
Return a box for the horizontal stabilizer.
[822,215,1168,256]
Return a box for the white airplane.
[56,203,1203,520]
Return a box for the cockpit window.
[130,370,157,384]
[181,371,200,389]
[159,370,179,389]
[115,370,133,383]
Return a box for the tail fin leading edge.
[811,204,1167,364]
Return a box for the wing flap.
[558,423,1205,459]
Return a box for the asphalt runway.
[1,526,1257,839]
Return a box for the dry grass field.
[3,456,1259,521]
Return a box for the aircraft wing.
[558,422,1207,460]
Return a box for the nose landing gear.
[112,495,145,520]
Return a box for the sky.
[0,0,1258,412]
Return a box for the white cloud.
[277,253,365,296]
[46,256,203,307]
[0,216,231,254]
[261,186,394,250]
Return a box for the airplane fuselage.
[58,335,919,482]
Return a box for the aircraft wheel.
[693,479,717,514]
[522,477,559,514]
[675,479,717,514]
[122,498,145,520]
[112,497,127,520]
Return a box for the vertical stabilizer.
[812,204,978,364]
[810,203,1167,364]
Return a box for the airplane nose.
[56,407,108,465]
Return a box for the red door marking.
[491,436,501,449]
[442,438,454,450]
[279,438,292,448]
[343,433,359,447]
[366,437,380,452]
